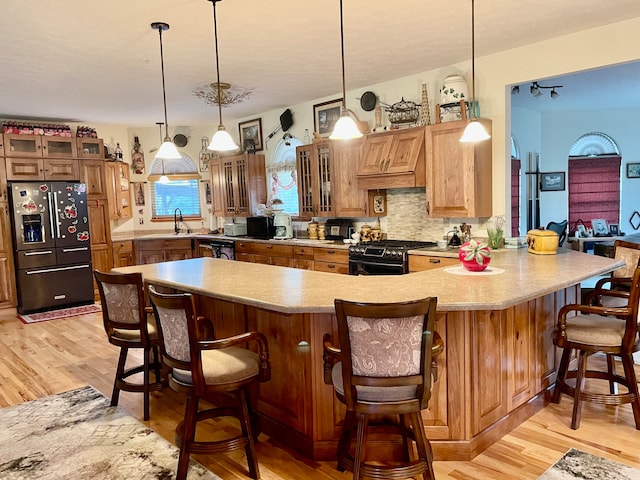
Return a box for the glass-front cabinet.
[4,134,77,158]
[76,138,104,158]
[296,141,334,217]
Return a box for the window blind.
[568,156,620,231]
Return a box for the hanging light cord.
[155,23,172,141]
[339,0,347,112]
[211,0,224,127]
[470,0,477,119]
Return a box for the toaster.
[525,228,558,255]
[223,223,247,237]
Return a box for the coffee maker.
[273,212,292,239]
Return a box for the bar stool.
[94,270,165,421]
[147,285,270,480]
[551,265,640,430]
[323,297,441,480]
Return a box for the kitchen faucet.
[174,208,183,234]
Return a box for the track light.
[511,85,519,95]
[529,81,563,99]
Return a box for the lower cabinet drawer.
[314,261,349,275]
[408,255,458,272]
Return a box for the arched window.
[267,135,301,215]
[567,132,621,235]
[148,154,201,219]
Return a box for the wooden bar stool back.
[147,285,270,480]
[93,270,165,421]
[323,297,440,480]
[552,265,640,430]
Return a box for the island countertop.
[116,248,622,313]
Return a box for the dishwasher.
[198,239,235,260]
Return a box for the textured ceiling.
[1,0,639,126]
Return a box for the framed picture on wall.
[626,163,640,178]
[238,118,263,152]
[539,172,565,191]
[313,98,342,137]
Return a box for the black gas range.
[348,240,436,275]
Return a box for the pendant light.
[460,0,490,143]
[329,0,363,140]
[156,122,170,184]
[151,22,182,159]
[206,0,238,152]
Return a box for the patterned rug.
[0,386,220,479]
[538,448,640,479]
[18,303,102,324]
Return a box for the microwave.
[246,216,276,239]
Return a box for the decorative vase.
[440,74,469,105]
[458,240,491,272]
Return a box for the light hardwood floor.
[1,310,639,480]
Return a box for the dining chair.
[323,297,441,480]
[546,220,568,247]
[147,285,270,480]
[94,270,165,421]
[551,264,640,430]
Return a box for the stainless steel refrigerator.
[8,181,93,314]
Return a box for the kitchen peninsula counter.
[116,250,622,462]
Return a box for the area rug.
[538,448,640,479]
[0,385,220,479]
[18,303,102,324]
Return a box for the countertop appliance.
[223,222,248,237]
[8,181,93,314]
[348,240,436,275]
[246,216,275,239]
[273,212,292,239]
[198,238,235,259]
[324,219,353,240]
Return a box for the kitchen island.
[117,249,622,461]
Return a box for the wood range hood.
[356,126,426,190]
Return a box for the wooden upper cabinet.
[5,157,79,181]
[104,162,132,219]
[0,160,7,202]
[358,134,393,176]
[218,153,266,217]
[424,119,492,218]
[296,142,335,218]
[79,160,106,198]
[4,134,77,158]
[209,158,225,217]
[4,134,43,157]
[333,138,368,217]
[357,126,426,190]
[76,138,104,158]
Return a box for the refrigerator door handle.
[47,191,56,239]
[61,247,89,253]
[24,250,54,256]
[53,191,61,238]
[26,264,91,275]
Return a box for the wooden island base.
[188,285,577,462]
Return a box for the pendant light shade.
[329,0,362,141]
[151,22,182,160]
[460,0,490,143]
[206,0,238,152]
[155,121,170,183]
